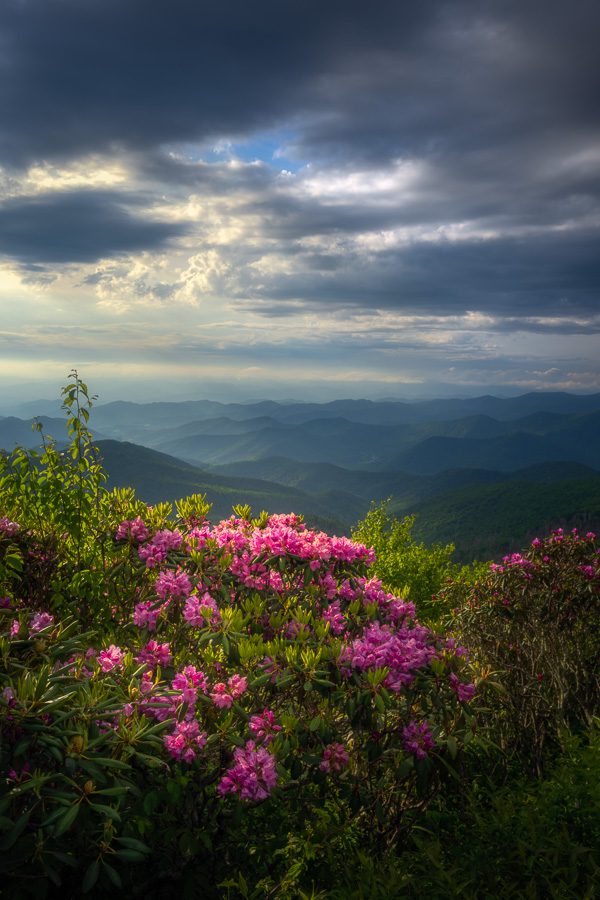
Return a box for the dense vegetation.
[1,375,599,898]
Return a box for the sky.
[0,0,599,404]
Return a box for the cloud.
[0,190,188,264]
[0,0,598,398]
[0,0,424,166]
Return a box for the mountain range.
[2,391,599,561]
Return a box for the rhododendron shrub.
[442,528,600,770]
[1,505,480,895]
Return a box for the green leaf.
[88,803,121,823]
[115,836,151,853]
[115,848,147,862]
[374,692,386,714]
[0,809,31,850]
[102,861,123,888]
[86,756,130,770]
[82,859,100,893]
[54,803,80,836]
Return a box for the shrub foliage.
[441,529,600,771]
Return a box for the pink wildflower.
[210,683,233,709]
[164,719,207,764]
[28,612,54,636]
[319,743,349,774]
[248,709,282,745]
[449,673,476,703]
[402,720,435,759]
[136,640,172,669]
[218,740,277,801]
[97,645,125,673]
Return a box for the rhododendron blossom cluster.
[218,740,278,801]
[320,742,350,773]
[402,720,436,759]
[28,612,54,636]
[105,511,476,800]
[2,510,480,814]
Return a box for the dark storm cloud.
[0,0,427,166]
[3,0,597,169]
[237,230,600,319]
[0,191,187,264]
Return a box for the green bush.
[441,531,600,771]
[397,723,600,899]
[352,503,480,623]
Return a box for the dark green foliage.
[442,529,600,771]
[396,726,600,899]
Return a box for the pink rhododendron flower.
[322,600,346,635]
[228,674,248,698]
[155,569,192,601]
[138,529,184,567]
[319,742,349,774]
[183,591,221,626]
[210,674,247,708]
[248,709,282,745]
[97,645,125,673]
[164,719,207,764]
[340,620,435,692]
[115,517,149,543]
[28,612,54,636]
[0,517,20,537]
[402,720,436,759]
[172,666,208,705]
[210,683,233,709]
[133,600,163,631]
[218,740,277,801]
[140,670,154,695]
[449,672,477,703]
[136,640,172,669]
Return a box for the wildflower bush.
[0,375,481,898]
[441,529,600,771]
